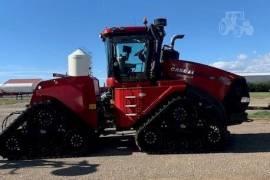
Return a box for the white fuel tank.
[68,49,91,76]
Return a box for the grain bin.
[68,49,91,76]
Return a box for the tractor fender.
[31,77,98,128]
[184,86,227,126]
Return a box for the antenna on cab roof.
[143,17,148,27]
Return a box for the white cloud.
[210,52,270,73]
[237,53,248,60]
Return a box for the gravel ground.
[249,96,270,107]
[1,104,270,179]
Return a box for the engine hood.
[162,59,244,101]
[162,59,240,83]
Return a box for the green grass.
[0,97,30,105]
[0,98,18,105]
[248,110,270,120]
[250,92,270,99]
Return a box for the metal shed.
[0,79,42,94]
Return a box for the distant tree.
[248,82,270,92]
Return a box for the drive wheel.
[168,97,197,130]
[135,127,163,153]
[28,102,68,135]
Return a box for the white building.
[0,79,42,94]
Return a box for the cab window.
[110,36,149,81]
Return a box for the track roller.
[135,126,164,152]
[0,131,27,160]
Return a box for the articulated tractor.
[0,18,250,159]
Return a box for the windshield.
[108,36,149,81]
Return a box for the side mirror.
[170,34,184,49]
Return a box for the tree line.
[248,82,270,92]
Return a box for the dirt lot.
[0,101,270,179]
[250,92,270,107]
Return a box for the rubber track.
[0,103,94,160]
[135,96,182,153]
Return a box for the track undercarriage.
[0,101,98,160]
[135,90,229,154]
[0,88,229,160]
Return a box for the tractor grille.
[223,77,250,114]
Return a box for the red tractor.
[0,18,249,159]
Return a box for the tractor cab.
[100,18,183,85]
[104,33,149,81]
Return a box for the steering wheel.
[134,49,146,62]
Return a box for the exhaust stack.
[170,34,185,49]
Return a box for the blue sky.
[0,0,269,84]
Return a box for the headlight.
[241,97,250,103]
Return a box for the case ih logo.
[170,64,195,75]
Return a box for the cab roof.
[100,26,147,38]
